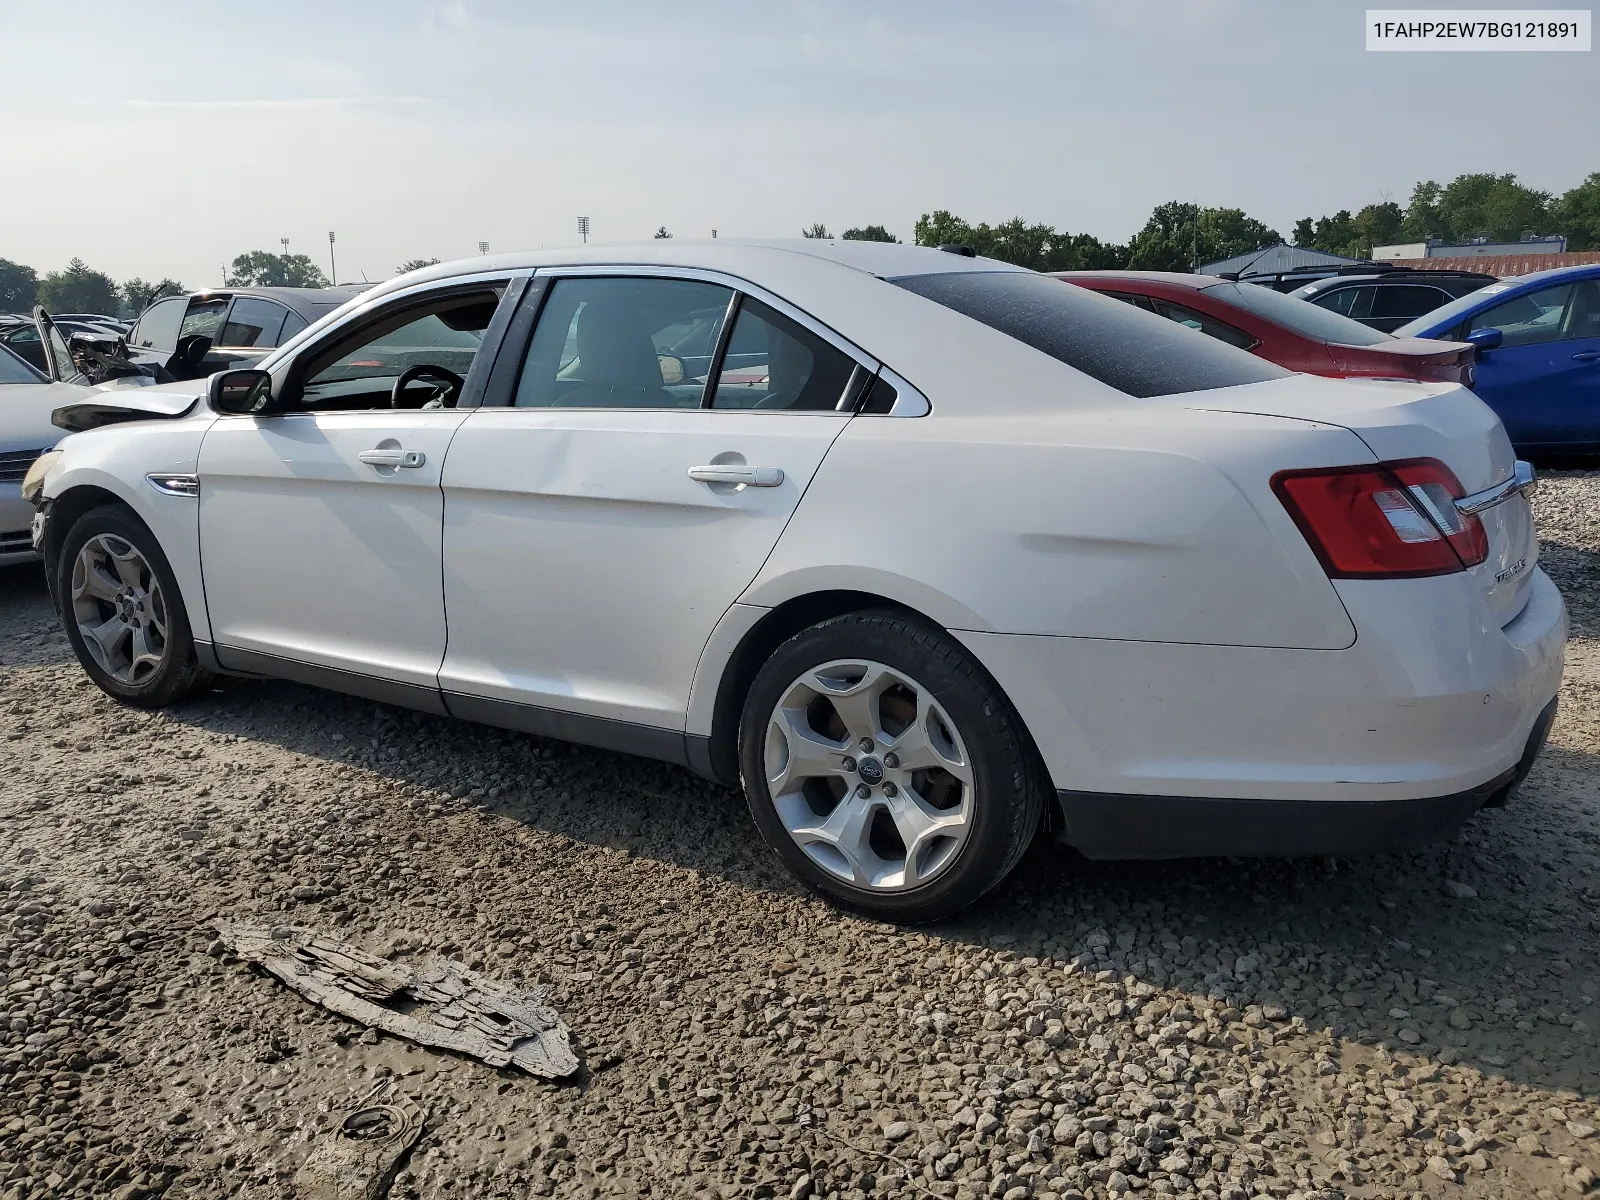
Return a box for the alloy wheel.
[763,659,974,892]
[69,533,169,686]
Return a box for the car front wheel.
[57,505,212,708]
[739,610,1045,922]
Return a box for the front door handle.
[358,448,426,469]
[688,464,783,487]
[1573,350,1600,363]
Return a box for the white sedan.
[24,240,1565,921]
[1,333,95,565]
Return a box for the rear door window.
[1309,286,1364,317]
[709,297,859,411]
[1560,279,1600,342]
[892,271,1288,398]
[1148,298,1259,349]
[219,297,290,348]
[1370,285,1449,322]
[179,298,229,344]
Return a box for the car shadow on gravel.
[162,673,1600,1102]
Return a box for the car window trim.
[700,291,744,409]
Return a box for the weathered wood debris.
[215,921,580,1078]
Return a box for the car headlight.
[21,450,63,504]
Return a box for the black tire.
[738,609,1046,923]
[56,504,212,708]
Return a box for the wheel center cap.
[857,756,884,785]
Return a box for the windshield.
[0,343,47,384]
[1393,281,1506,337]
[892,271,1288,398]
[1200,281,1392,346]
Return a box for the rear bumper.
[957,565,1566,804]
[1056,695,1556,859]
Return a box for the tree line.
[6,172,1596,316]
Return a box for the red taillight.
[1272,458,1488,578]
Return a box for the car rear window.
[890,271,1289,398]
[1200,281,1392,346]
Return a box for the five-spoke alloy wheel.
[57,505,211,707]
[740,610,1045,922]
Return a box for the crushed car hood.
[52,385,203,432]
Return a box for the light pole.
[577,216,589,244]
[478,241,489,255]
[280,237,289,255]
[328,231,337,286]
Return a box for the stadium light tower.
[577,216,590,244]
[328,231,337,285]
[478,241,490,255]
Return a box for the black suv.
[1287,268,1495,333]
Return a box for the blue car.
[1396,264,1600,452]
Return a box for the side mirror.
[208,369,274,414]
[1465,327,1503,352]
[658,355,686,386]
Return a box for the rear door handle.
[358,448,426,468]
[1573,350,1600,362]
[688,464,783,487]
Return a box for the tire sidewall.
[738,611,1037,923]
[57,505,202,707]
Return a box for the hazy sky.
[2,0,1596,287]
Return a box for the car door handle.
[1573,350,1600,362]
[358,448,425,468]
[688,464,784,487]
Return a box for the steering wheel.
[391,364,464,409]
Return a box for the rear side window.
[1370,285,1448,321]
[220,297,289,348]
[710,297,858,411]
[0,343,44,384]
[1148,298,1259,350]
[892,271,1288,398]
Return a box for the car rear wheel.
[738,609,1045,922]
[57,505,212,708]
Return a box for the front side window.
[295,289,503,411]
[893,271,1288,398]
[1468,283,1574,348]
[220,297,290,348]
[130,296,186,351]
[515,277,733,409]
[179,298,228,344]
[710,297,858,410]
[1148,298,1259,350]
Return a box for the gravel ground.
[2,475,1599,1200]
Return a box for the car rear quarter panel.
[43,417,213,641]
[742,404,1371,649]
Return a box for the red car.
[1055,271,1476,386]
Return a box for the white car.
[1,336,95,565]
[24,240,1565,921]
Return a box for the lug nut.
[883,753,899,769]
[855,784,872,799]
[883,782,898,797]
[841,757,857,773]
[859,737,875,753]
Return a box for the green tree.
[0,258,38,312]
[1398,174,1552,243]
[226,251,328,288]
[395,258,440,274]
[653,227,673,239]
[912,211,1123,270]
[1553,172,1600,251]
[1292,202,1402,258]
[36,258,119,314]
[119,277,184,317]
[801,223,832,239]
[841,225,899,243]
[1125,203,1281,271]
[1399,180,1445,241]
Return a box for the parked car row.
[19,239,1562,920]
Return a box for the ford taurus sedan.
[24,240,1564,921]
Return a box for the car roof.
[1053,271,1216,290]
[177,285,373,319]
[1482,262,1600,290]
[366,239,1025,305]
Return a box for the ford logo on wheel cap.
[857,757,884,785]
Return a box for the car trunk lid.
[1188,374,1535,625]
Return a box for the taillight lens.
[1272,458,1488,578]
